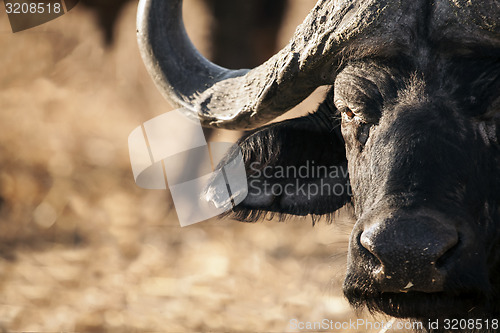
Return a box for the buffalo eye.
[342,107,356,120]
[335,100,357,121]
[335,99,372,146]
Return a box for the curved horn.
[137,0,394,130]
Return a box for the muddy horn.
[137,0,391,130]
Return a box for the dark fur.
[221,33,500,331]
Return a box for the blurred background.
[0,1,392,331]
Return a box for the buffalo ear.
[228,96,351,222]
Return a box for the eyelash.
[335,99,369,124]
[336,102,372,145]
[337,105,357,121]
[344,108,356,120]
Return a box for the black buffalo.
[137,0,500,331]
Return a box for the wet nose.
[360,215,459,293]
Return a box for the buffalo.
[136,0,500,331]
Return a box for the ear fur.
[228,91,351,222]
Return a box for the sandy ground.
[0,1,412,332]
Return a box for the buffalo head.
[137,0,500,328]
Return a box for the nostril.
[355,215,459,293]
[359,223,459,270]
[435,235,461,269]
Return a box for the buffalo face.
[230,56,500,321]
[337,60,500,319]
